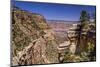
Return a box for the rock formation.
[11,7,58,66]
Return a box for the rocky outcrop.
[12,7,58,66]
[12,33,59,66]
[59,23,96,62]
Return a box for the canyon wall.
[12,7,58,66]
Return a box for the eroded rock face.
[12,7,58,66]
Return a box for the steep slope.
[11,7,58,66]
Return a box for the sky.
[12,1,96,21]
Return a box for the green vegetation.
[80,10,90,29]
[80,10,90,22]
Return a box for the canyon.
[11,7,96,66]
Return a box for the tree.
[80,10,90,22]
[80,10,90,29]
[75,10,89,55]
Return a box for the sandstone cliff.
[11,7,58,66]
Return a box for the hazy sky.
[12,1,96,21]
